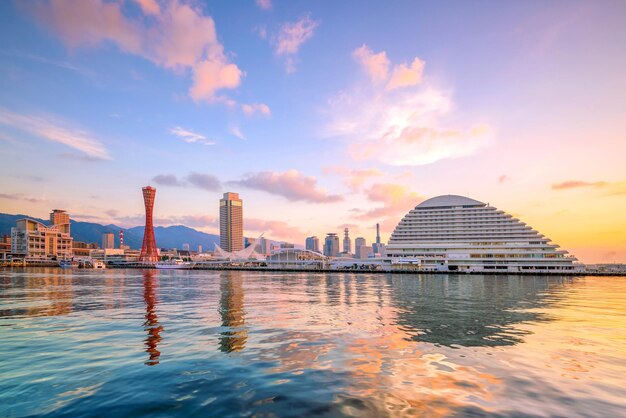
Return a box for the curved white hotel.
[386,195,580,273]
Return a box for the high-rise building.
[343,228,351,254]
[182,243,190,251]
[257,237,269,255]
[50,209,70,235]
[220,192,243,252]
[102,232,115,249]
[357,245,373,259]
[139,186,159,262]
[323,233,339,257]
[198,245,203,253]
[372,223,382,254]
[305,236,320,253]
[355,237,366,256]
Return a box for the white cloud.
[324,46,494,166]
[0,108,110,160]
[230,126,246,140]
[170,126,215,145]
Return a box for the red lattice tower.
[139,186,159,263]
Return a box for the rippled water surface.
[1,269,625,417]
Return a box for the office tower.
[323,233,339,257]
[102,232,115,249]
[198,245,202,253]
[373,223,382,254]
[258,237,269,255]
[343,228,351,254]
[305,236,320,253]
[357,245,373,259]
[139,186,159,262]
[182,243,190,251]
[220,192,243,252]
[355,237,366,256]
[50,209,70,235]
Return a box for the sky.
[0,0,625,263]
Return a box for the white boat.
[155,258,192,269]
[92,260,106,269]
[59,259,77,268]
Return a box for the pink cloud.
[246,218,305,242]
[552,180,607,190]
[352,45,389,83]
[356,183,423,221]
[324,166,384,191]
[133,0,160,16]
[255,0,272,11]
[241,103,271,116]
[352,44,424,90]
[30,0,243,102]
[386,57,425,91]
[551,180,626,196]
[274,15,318,73]
[233,170,343,203]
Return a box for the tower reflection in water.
[143,270,163,366]
[219,273,247,353]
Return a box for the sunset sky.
[0,0,625,263]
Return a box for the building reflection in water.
[143,270,163,366]
[219,273,247,353]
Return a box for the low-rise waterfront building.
[11,217,73,259]
[73,241,99,258]
[0,235,11,259]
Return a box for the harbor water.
[1,269,625,417]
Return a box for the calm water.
[1,269,625,417]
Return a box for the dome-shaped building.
[386,195,580,273]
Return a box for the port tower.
[139,186,159,262]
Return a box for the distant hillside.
[0,213,220,250]
[128,225,220,251]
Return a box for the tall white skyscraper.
[220,192,243,252]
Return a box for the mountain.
[0,213,220,250]
[128,225,220,251]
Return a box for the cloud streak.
[170,126,215,145]
[552,180,626,195]
[152,172,221,191]
[0,193,46,203]
[232,170,342,203]
[0,108,110,160]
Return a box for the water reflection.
[390,275,572,347]
[142,270,162,366]
[218,272,247,353]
